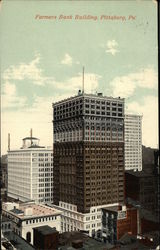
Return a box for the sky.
[0,0,158,155]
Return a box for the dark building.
[33,225,59,250]
[1,155,8,202]
[125,170,158,215]
[53,92,125,213]
[126,147,160,217]
[142,145,158,165]
[102,204,137,244]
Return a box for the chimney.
[30,129,33,145]
[8,133,10,151]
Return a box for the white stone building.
[52,201,119,237]
[124,114,142,171]
[7,135,53,204]
[2,202,62,244]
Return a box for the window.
[26,232,31,243]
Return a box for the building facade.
[2,201,62,245]
[53,92,125,236]
[7,136,53,204]
[124,114,142,171]
[102,204,138,244]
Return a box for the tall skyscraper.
[52,92,125,235]
[124,114,142,171]
[8,135,53,204]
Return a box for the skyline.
[0,0,158,154]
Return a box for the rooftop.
[3,202,62,219]
[102,205,119,213]
[33,225,58,235]
[102,204,127,213]
[8,147,52,152]
[125,170,156,178]
[27,145,45,148]
[22,137,39,140]
[59,231,111,250]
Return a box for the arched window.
[26,232,31,243]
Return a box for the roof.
[3,203,62,220]
[59,231,109,250]
[22,137,39,140]
[125,170,156,178]
[27,145,45,148]
[102,205,119,213]
[118,233,149,250]
[10,208,24,215]
[8,148,52,153]
[33,225,58,235]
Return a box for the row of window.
[86,222,101,229]
[25,215,57,224]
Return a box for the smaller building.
[1,216,12,234]
[125,169,158,215]
[124,114,142,171]
[33,225,59,250]
[2,201,62,245]
[1,155,8,202]
[8,134,53,204]
[1,155,8,189]
[102,204,138,244]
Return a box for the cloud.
[3,54,53,86]
[152,0,157,5]
[105,40,119,55]
[0,70,100,154]
[1,96,53,154]
[110,67,158,98]
[2,81,27,109]
[52,73,101,93]
[1,92,79,154]
[126,95,158,148]
[61,53,73,66]
[2,52,101,111]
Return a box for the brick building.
[101,204,138,244]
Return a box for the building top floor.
[53,93,125,122]
[53,92,124,107]
[8,148,53,154]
